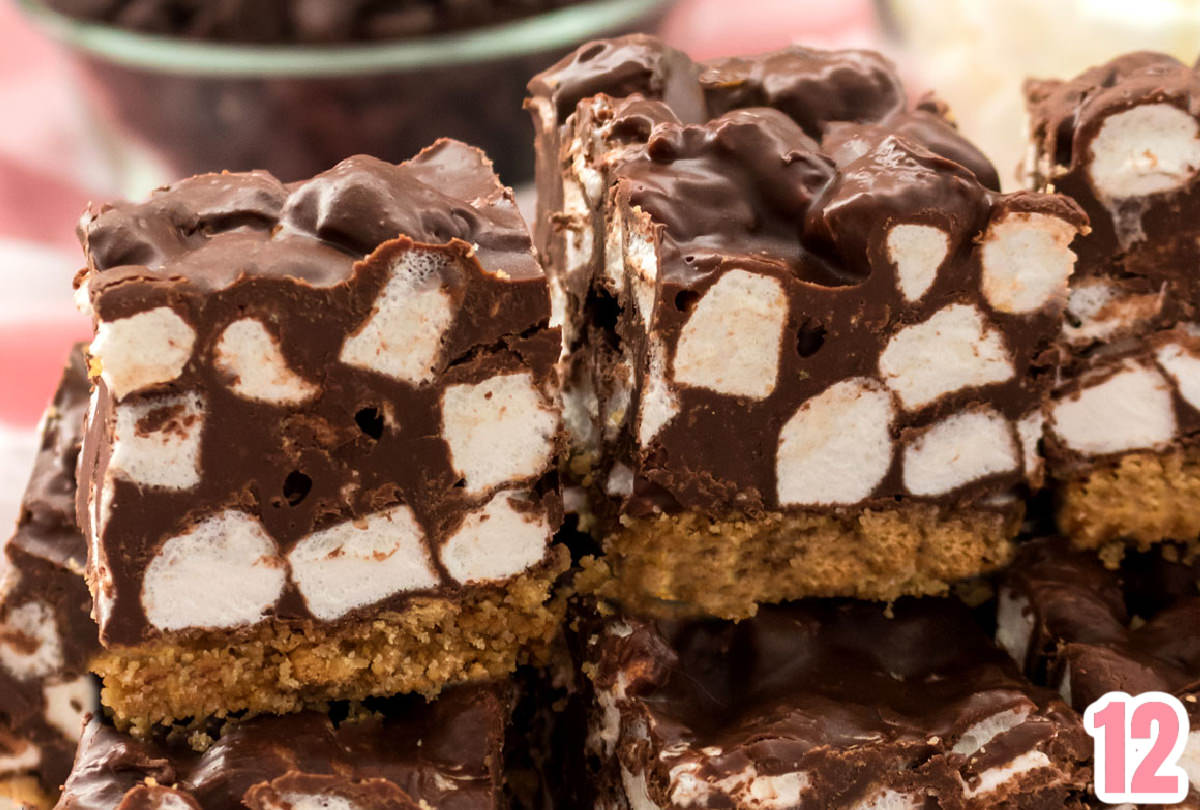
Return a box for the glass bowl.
[17,0,675,185]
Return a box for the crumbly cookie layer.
[1057,448,1200,558]
[590,504,1021,620]
[93,549,568,737]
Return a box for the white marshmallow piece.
[850,790,923,810]
[278,795,358,810]
[672,270,788,400]
[1062,279,1162,346]
[1156,342,1200,412]
[339,250,454,385]
[638,339,681,446]
[141,510,286,632]
[887,224,948,303]
[109,392,205,490]
[1050,362,1176,455]
[0,601,63,681]
[626,227,659,326]
[214,318,318,405]
[996,588,1034,667]
[289,505,439,622]
[91,307,195,400]
[880,304,1014,411]
[441,373,558,495]
[963,750,1051,797]
[43,675,98,741]
[1089,103,1200,199]
[952,705,1032,755]
[440,491,551,585]
[980,212,1077,315]
[904,409,1018,497]
[776,378,895,506]
[0,738,40,776]
[1016,410,1045,480]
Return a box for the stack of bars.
[0,34,1197,810]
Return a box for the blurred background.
[0,0,1198,525]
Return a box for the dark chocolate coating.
[528,35,1085,519]
[586,598,1091,809]
[56,684,511,810]
[0,346,99,795]
[1002,538,1200,713]
[76,141,563,647]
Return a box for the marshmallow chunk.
[0,601,62,680]
[1051,362,1176,454]
[981,212,1076,314]
[887,224,948,302]
[673,270,788,399]
[638,339,680,445]
[776,378,895,506]
[626,227,659,324]
[441,373,558,494]
[1156,342,1200,412]
[440,491,551,585]
[91,307,195,399]
[904,409,1018,496]
[1090,103,1200,199]
[289,505,439,621]
[340,250,454,385]
[43,675,98,741]
[963,750,1051,797]
[880,304,1013,411]
[141,510,286,632]
[214,318,318,405]
[110,392,204,490]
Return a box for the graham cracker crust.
[1057,447,1200,560]
[586,503,1022,620]
[0,776,51,810]
[93,547,569,737]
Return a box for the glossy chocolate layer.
[528,35,1085,522]
[76,141,563,647]
[1001,538,1200,714]
[56,684,510,810]
[585,598,1091,809]
[0,346,99,796]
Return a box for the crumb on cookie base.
[1057,447,1200,560]
[587,503,1021,620]
[0,776,52,810]
[93,547,569,737]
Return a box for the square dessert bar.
[1026,54,1200,555]
[0,347,99,809]
[998,537,1200,803]
[528,36,1087,617]
[583,598,1091,810]
[75,141,567,733]
[56,683,512,810]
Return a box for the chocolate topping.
[57,684,510,810]
[0,346,100,794]
[585,599,1091,809]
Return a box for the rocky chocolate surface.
[1024,54,1200,550]
[530,35,1085,519]
[998,538,1200,804]
[42,0,587,43]
[0,347,100,802]
[76,140,563,650]
[584,598,1092,810]
[57,683,511,810]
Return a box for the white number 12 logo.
[1084,691,1190,805]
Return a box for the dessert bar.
[75,141,567,733]
[583,598,1092,810]
[1026,53,1200,554]
[528,36,1086,617]
[0,348,99,808]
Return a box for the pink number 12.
[1084,691,1190,805]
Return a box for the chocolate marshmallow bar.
[998,538,1199,803]
[0,347,99,809]
[57,684,511,810]
[75,141,567,733]
[583,598,1091,810]
[527,36,1086,618]
[1026,53,1200,555]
